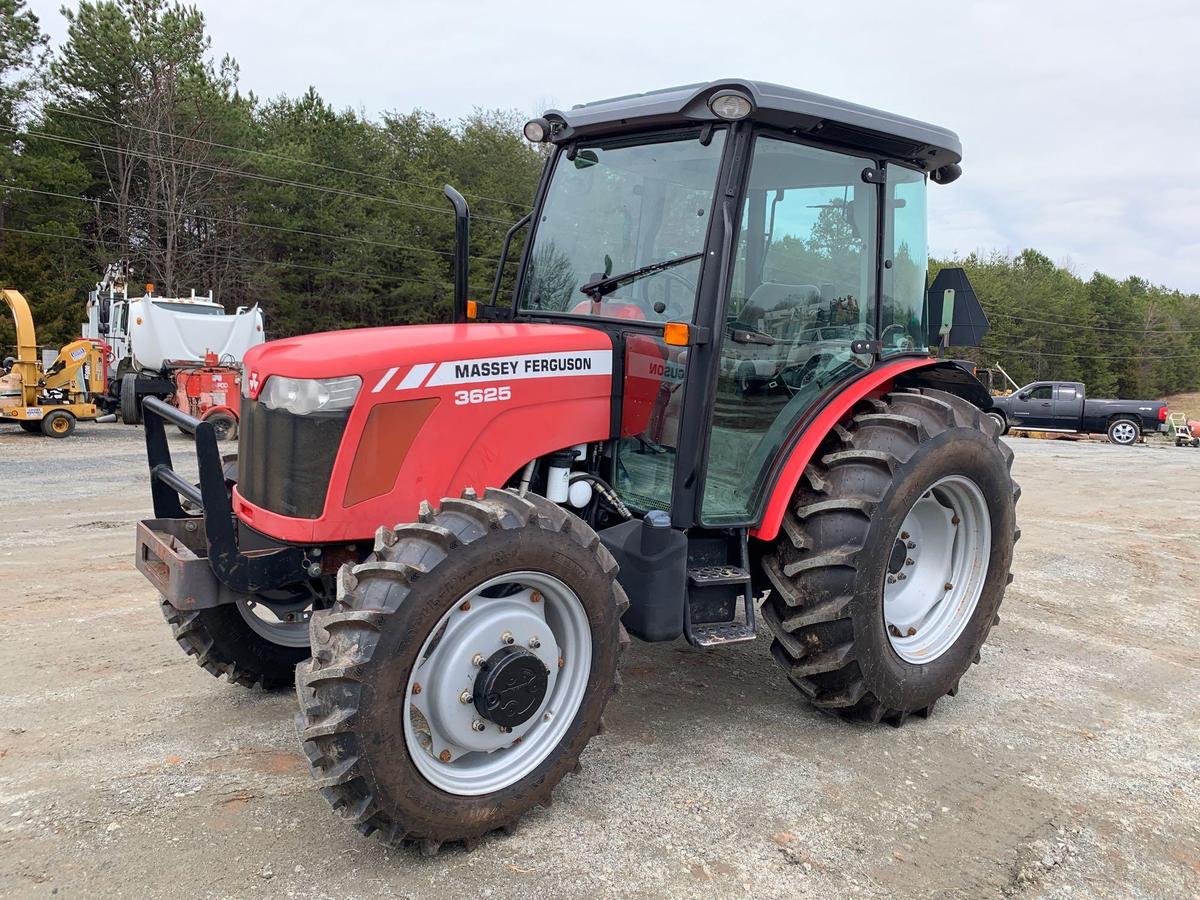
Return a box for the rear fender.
[751,358,953,543]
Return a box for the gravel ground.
[0,423,1198,899]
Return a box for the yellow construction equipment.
[1,288,111,437]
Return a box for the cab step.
[683,530,757,648]
[688,619,757,647]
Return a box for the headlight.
[259,375,361,415]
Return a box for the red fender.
[751,358,943,543]
[200,404,238,422]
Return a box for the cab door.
[699,133,879,524]
[1052,383,1083,430]
[1010,383,1055,429]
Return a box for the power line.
[43,104,535,210]
[0,225,492,293]
[3,125,520,227]
[1,183,512,266]
[981,344,1197,361]
[984,307,1200,335]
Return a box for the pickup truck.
[988,381,1169,445]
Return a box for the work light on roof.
[523,117,550,143]
[708,90,753,120]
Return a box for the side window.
[1028,385,1052,400]
[703,136,877,523]
[881,166,929,355]
[1056,385,1076,401]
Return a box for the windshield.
[518,129,726,323]
[151,301,227,316]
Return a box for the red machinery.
[171,352,242,441]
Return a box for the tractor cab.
[484,81,986,529]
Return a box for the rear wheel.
[120,373,141,425]
[41,410,76,438]
[1107,417,1139,446]
[761,388,1019,724]
[18,421,40,433]
[295,489,627,854]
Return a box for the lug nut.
[900,531,910,540]
[887,574,897,584]
[412,682,422,695]
[528,637,541,649]
[944,582,954,591]
[459,690,472,704]
[471,720,486,732]
[905,558,914,566]
[906,540,916,549]
[472,653,485,667]
[438,750,451,762]
[501,631,515,645]
[543,711,553,722]
[460,600,471,612]
[307,563,322,577]
[896,573,907,581]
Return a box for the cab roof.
[544,78,962,171]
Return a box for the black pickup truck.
[988,381,1169,445]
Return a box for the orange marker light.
[466,300,478,320]
[663,322,689,346]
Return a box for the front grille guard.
[141,396,306,593]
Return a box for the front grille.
[237,397,350,519]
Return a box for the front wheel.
[761,388,1019,724]
[986,410,1008,436]
[160,589,316,689]
[296,489,627,854]
[1107,418,1139,446]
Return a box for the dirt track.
[1,424,1198,899]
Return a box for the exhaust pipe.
[95,413,117,423]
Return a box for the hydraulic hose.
[568,471,632,520]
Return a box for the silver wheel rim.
[235,592,313,648]
[883,475,992,664]
[1111,421,1136,444]
[404,571,592,796]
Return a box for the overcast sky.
[28,0,1200,292]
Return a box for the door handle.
[1040,402,1051,407]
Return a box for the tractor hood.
[235,322,616,543]
[243,322,612,386]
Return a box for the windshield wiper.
[579,252,703,301]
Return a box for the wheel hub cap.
[473,646,549,727]
[883,476,992,664]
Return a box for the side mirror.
[1018,393,1028,401]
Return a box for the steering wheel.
[645,269,698,320]
[880,323,915,351]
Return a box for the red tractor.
[134,80,1017,854]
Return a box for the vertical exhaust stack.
[444,185,470,323]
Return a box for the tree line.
[2,0,1198,400]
